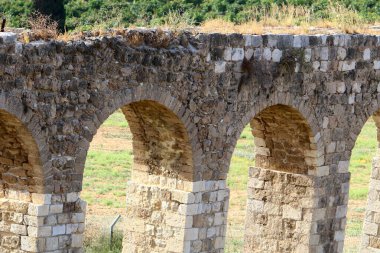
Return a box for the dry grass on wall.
[199,3,380,35]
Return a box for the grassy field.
[82,111,376,252]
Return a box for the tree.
[32,0,65,31]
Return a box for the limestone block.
[0,32,17,44]
[46,237,59,251]
[28,226,52,237]
[71,234,84,248]
[304,49,312,62]
[247,199,264,213]
[171,190,195,204]
[334,230,345,241]
[283,205,302,220]
[338,161,350,173]
[374,61,380,70]
[32,194,51,205]
[215,61,226,73]
[223,47,232,61]
[363,48,371,60]
[184,228,198,240]
[337,47,347,60]
[28,204,49,217]
[272,49,282,62]
[364,222,379,236]
[231,48,244,61]
[66,223,79,234]
[263,48,271,61]
[52,225,66,236]
[66,192,79,203]
[10,224,27,235]
[50,204,63,214]
[21,236,45,252]
[71,213,85,223]
[336,205,347,218]
[214,236,225,249]
[24,215,44,227]
[339,61,356,71]
[320,47,329,60]
[248,178,264,189]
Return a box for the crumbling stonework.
[0,30,379,252]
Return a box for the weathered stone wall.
[125,176,228,253]
[0,30,378,252]
[0,190,85,252]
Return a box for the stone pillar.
[244,167,325,252]
[124,175,229,253]
[361,156,380,251]
[0,190,86,252]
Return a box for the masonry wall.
[0,190,85,252]
[0,31,379,252]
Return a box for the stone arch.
[0,95,49,194]
[74,86,200,188]
[227,102,323,253]
[251,104,319,174]
[226,92,323,176]
[73,87,199,253]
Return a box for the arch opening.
[0,109,47,253]
[345,112,380,252]
[226,104,320,253]
[0,109,43,193]
[80,100,195,253]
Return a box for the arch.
[0,94,48,193]
[227,94,323,176]
[75,86,199,187]
[226,102,321,253]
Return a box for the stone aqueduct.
[0,29,379,253]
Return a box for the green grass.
[83,149,132,208]
[84,230,123,253]
[82,111,377,253]
[102,112,129,128]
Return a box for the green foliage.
[0,0,378,30]
[0,0,32,28]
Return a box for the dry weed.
[26,12,59,41]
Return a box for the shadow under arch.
[0,97,48,194]
[226,103,323,253]
[74,87,201,189]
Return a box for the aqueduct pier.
[0,30,379,253]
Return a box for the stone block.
[231,48,244,61]
[32,194,52,205]
[52,225,66,236]
[10,224,27,235]
[374,61,380,70]
[28,204,49,217]
[272,49,282,62]
[66,192,79,203]
[215,61,226,73]
[0,32,17,44]
[46,237,59,251]
[21,236,45,252]
[184,228,198,241]
[364,222,379,236]
[28,226,52,237]
[71,234,83,248]
[283,205,302,220]
[50,204,63,214]
[338,161,350,173]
